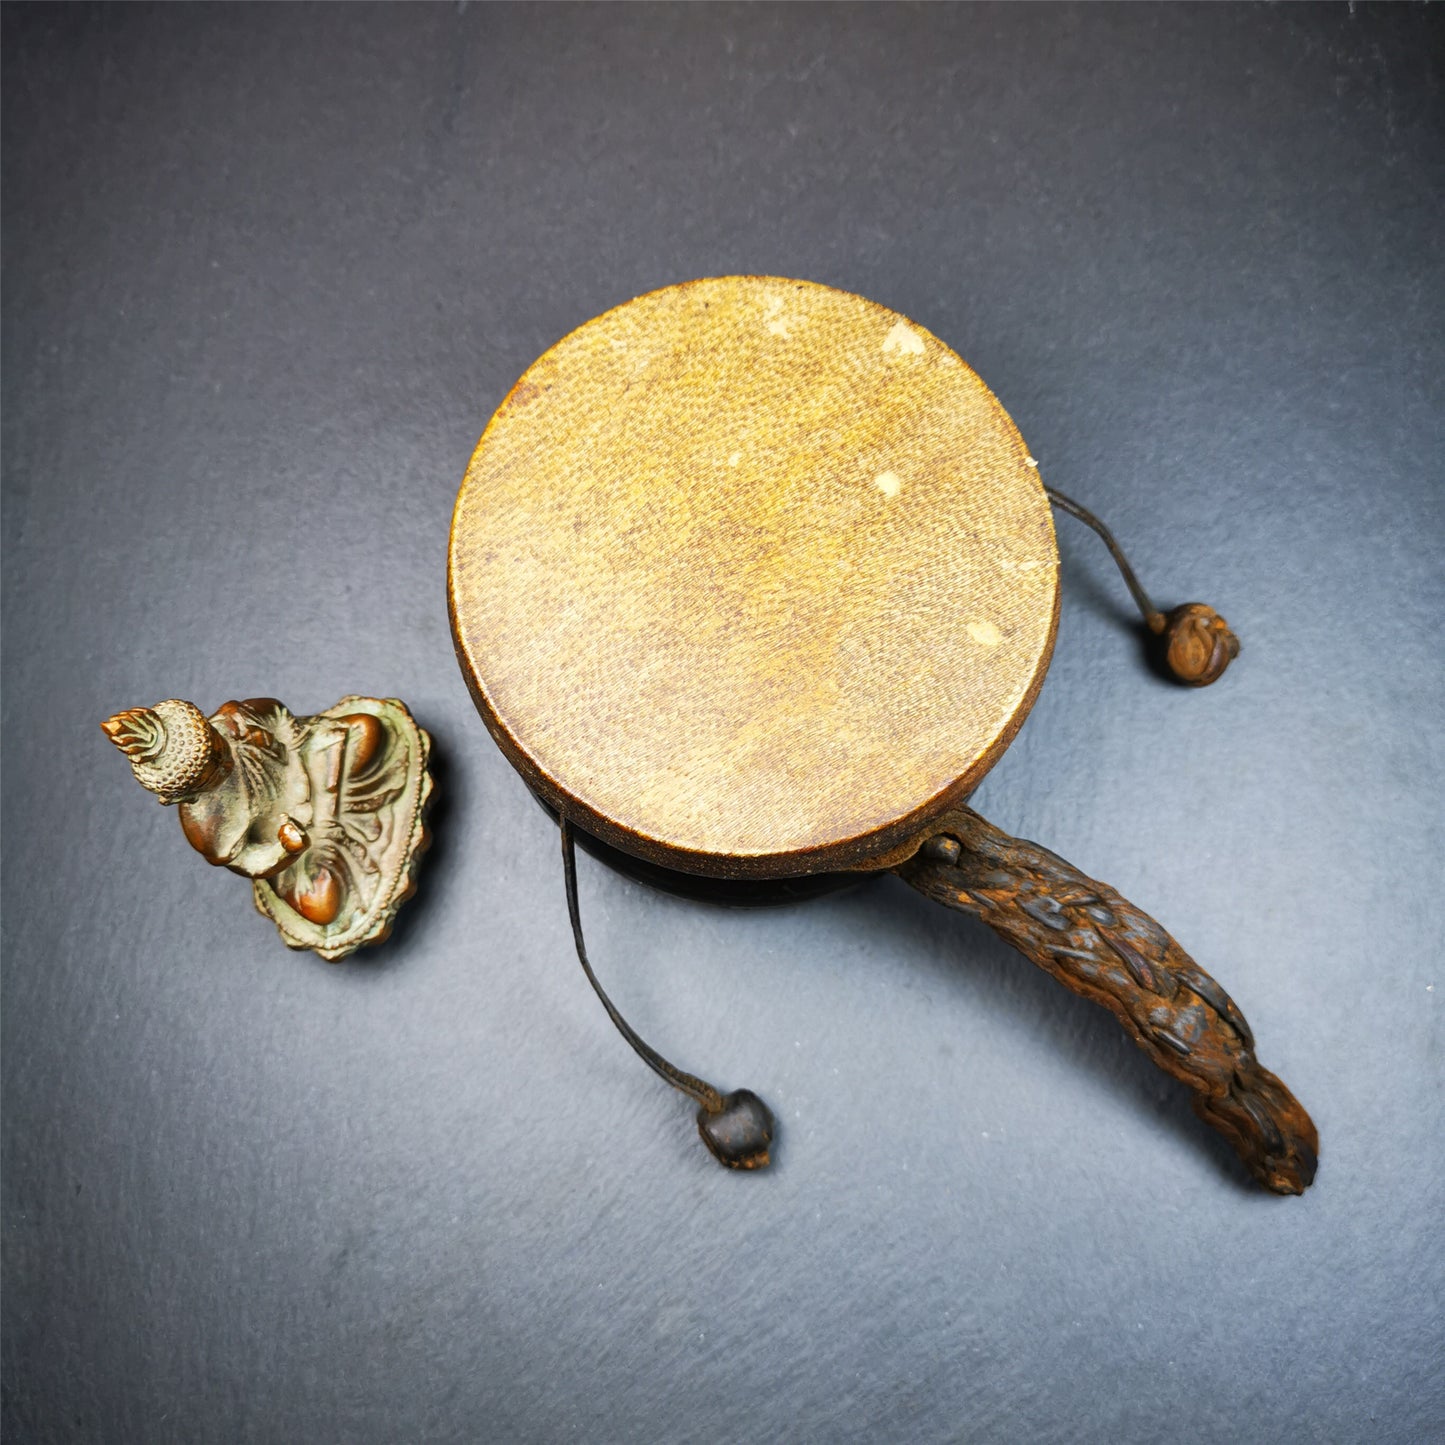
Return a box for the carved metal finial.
[101,706,166,761]
[102,695,433,960]
[102,699,222,803]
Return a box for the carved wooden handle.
[896,807,1317,1194]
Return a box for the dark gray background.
[4,4,1442,1442]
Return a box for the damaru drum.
[449,277,1316,1194]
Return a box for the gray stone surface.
[4,5,1441,1442]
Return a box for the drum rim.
[449,276,1061,879]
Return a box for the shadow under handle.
[895,807,1318,1194]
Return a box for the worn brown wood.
[898,808,1318,1193]
[1151,602,1241,686]
[449,276,1059,878]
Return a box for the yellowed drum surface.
[449,276,1059,877]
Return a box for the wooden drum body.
[449,277,1316,1193]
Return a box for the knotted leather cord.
[1044,484,1164,629]
[560,819,725,1114]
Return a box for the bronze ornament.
[103,695,433,961]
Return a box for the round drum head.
[449,277,1058,879]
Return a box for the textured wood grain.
[899,809,1318,1193]
[450,277,1058,877]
